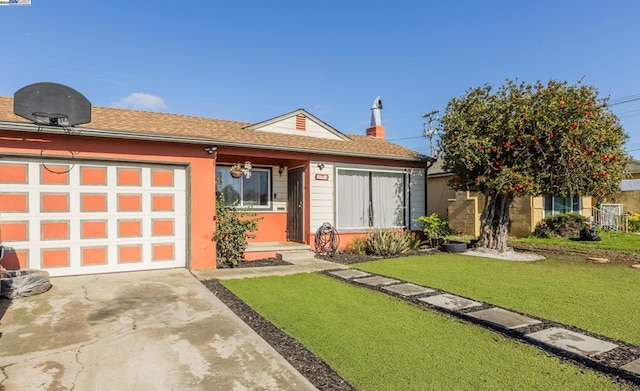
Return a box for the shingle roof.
[0,96,426,161]
[426,158,452,176]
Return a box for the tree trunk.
[479,192,513,252]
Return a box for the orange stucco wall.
[310,230,423,253]
[323,232,368,252]
[249,213,287,242]
[0,130,217,269]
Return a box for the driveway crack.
[1,364,10,389]
[70,345,85,391]
[81,277,100,302]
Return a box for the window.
[336,168,406,229]
[215,165,271,209]
[543,196,581,217]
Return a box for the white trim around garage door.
[0,157,188,277]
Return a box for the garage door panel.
[0,159,187,276]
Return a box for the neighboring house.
[427,160,592,237]
[425,160,455,219]
[593,160,640,227]
[604,159,640,214]
[0,90,428,276]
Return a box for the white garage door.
[0,158,187,277]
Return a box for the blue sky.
[1,1,639,159]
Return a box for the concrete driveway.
[0,269,316,391]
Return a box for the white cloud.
[112,92,166,111]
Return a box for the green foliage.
[408,231,428,250]
[225,273,625,390]
[439,78,628,250]
[345,236,367,255]
[533,212,589,238]
[513,230,640,256]
[346,231,426,255]
[628,212,640,232]
[213,190,261,268]
[364,228,413,256]
[415,213,451,238]
[440,79,628,198]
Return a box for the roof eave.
[0,121,427,163]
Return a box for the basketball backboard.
[14,82,91,126]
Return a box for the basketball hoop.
[32,112,70,127]
[11,82,90,174]
[14,82,92,126]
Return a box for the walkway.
[191,256,348,280]
[194,253,640,387]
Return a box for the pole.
[422,109,440,217]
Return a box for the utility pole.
[422,109,440,169]
[422,109,440,219]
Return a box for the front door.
[287,167,304,242]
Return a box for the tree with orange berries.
[439,79,628,252]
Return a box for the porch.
[244,241,312,261]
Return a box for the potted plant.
[229,163,244,178]
[414,213,450,248]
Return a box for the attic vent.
[295,114,306,131]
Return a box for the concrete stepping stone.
[353,275,399,286]
[418,293,482,311]
[329,269,371,279]
[525,327,618,357]
[621,358,640,375]
[382,283,435,296]
[467,307,542,330]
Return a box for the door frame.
[286,167,305,242]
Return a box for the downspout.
[406,169,410,229]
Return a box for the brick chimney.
[366,96,385,139]
[366,124,385,139]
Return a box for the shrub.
[345,236,367,255]
[213,191,261,268]
[408,232,428,250]
[415,214,451,238]
[533,212,588,238]
[629,212,640,233]
[364,228,413,257]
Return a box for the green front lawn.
[356,253,640,345]
[223,274,631,391]
[511,231,640,255]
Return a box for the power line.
[609,95,640,106]
[615,108,640,116]
[388,136,425,141]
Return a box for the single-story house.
[426,159,639,237]
[0,86,428,276]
